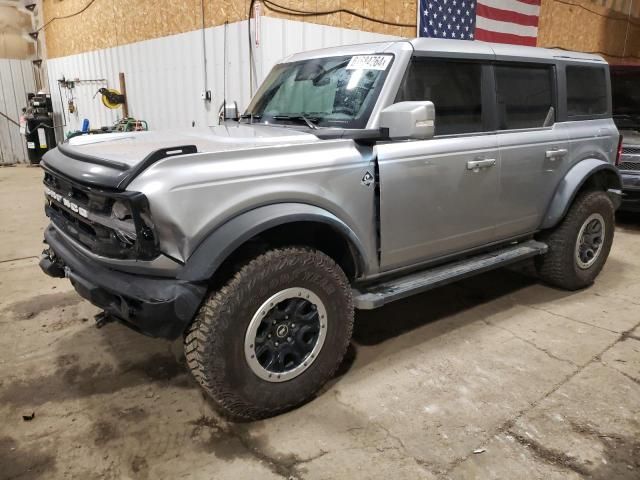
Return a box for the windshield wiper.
[239,113,262,123]
[272,114,319,130]
[311,59,350,85]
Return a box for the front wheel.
[184,247,354,421]
[536,190,615,290]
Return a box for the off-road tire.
[536,190,614,290]
[184,247,354,421]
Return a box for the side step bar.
[353,240,548,310]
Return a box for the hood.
[620,129,640,147]
[42,124,319,189]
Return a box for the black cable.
[0,110,19,127]
[37,0,98,32]
[224,21,228,107]
[249,1,255,97]
[200,0,208,93]
[26,122,59,132]
[551,0,640,26]
[57,80,68,128]
[260,0,415,28]
[0,110,60,134]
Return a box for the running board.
[353,240,548,310]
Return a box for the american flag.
[419,0,541,47]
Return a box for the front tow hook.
[39,247,66,278]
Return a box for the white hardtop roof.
[410,38,606,63]
[284,38,606,64]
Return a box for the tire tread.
[184,247,353,421]
[536,190,614,290]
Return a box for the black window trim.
[392,56,563,139]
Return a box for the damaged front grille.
[43,169,159,260]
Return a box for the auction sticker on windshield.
[346,55,392,70]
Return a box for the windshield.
[242,54,393,129]
[611,68,640,129]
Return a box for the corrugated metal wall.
[0,59,36,164]
[45,17,397,139]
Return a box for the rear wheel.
[184,247,354,421]
[536,190,615,290]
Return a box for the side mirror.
[379,101,435,140]
[218,101,239,124]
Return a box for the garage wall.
[0,59,37,164]
[42,0,411,59]
[44,16,397,138]
[538,0,640,63]
[40,0,640,140]
[43,0,640,63]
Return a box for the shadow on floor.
[616,211,640,231]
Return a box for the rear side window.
[495,64,554,130]
[566,66,607,117]
[396,60,483,135]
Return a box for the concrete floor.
[1,165,639,480]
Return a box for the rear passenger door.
[493,63,569,238]
[377,59,500,271]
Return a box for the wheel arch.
[177,203,368,284]
[540,159,622,230]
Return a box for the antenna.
[223,20,228,114]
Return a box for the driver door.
[376,58,500,271]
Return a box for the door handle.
[466,158,496,170]
[545,148,568,160]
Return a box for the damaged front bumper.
[40,225,206,339]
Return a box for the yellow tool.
[96,88,125,109]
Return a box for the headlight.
[111,200,131,220]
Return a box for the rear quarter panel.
[539,118,620,228]
[560,118,618,166]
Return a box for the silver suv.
[40,39,622,420]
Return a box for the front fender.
[541,159,622,229]
[177,203,369,282]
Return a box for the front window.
[396,59,483,135]
[243,54,393,129]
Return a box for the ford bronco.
[40,39,622,420]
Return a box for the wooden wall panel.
[42,0,640,64]
[43,0,250,58]
[341,0,364,31]
[538,0,640,64]
[362,0,388,35]
[315,0,342,27]
[265,0,416,36]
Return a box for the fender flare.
[177,203,368,282]
[541,159,622,229]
